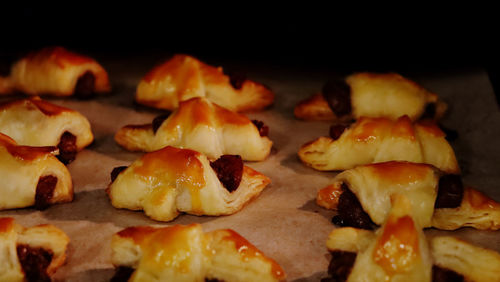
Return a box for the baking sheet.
[1,59,500,281]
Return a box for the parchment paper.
[2,58,500,281]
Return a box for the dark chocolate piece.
[332,183,375,230]
[251,120,269,137]
[35,175,58,210]
[110,166,128,183]
[152,113,171,134]
[432,265,464,282]
[16,244,53,282]
[322,80,352,116]
[435,174,464,209]
[74,71,96,99]
[210,155,243,192]
[57,131,77,165]
[321,251,357,282]
[329,124,348,140]
[111,266,135,282]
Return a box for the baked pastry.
[0,97,94,164]
[0,217,69,282]
[115,97,273,161]
[316,161,500,231]
[0,46,110,98]
[294,72,447,121]
[298,116,459,174]
[0,133,73,210]
[110,224,285,282]
[107,146,271,221]
[135,54,274,112]
[322,196,500,282]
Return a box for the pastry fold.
[111,224,285,282]
[135,54,274,112]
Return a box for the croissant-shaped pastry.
[316,161,500,231]
[0,97,94,164]
[115,97,273,161]
[135,54,274,112]
[107,146,270,221]
[0,133,73,210]
[110,224,286,282]
[0,46,110,98]
[294,72,446,121]
[298,116,459,174]
[323,196,500,282]
[0,217,69,282]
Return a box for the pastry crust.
[0,47,110,97]
[298,116,459,174]
[107,146,271,221]
[0,217,69,282]
[111,224,285,282]
[0,133,73,210]
[135,54,274,112]
[0,97,93,150]
[432,187,500,230]
[294,73,447,121]
[115,97,273,161]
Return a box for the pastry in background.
[294,73,446,122]
[135,54,274,112]
[0,133,73,210]
[0,46,110,98]
[107,146,270,222]
[115,97,272,161]
[0,217,70,282]
[298,116,459,174]
[0,97,94,164]
[316,161,500,231]
[111,224,285,282]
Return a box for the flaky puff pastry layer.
[298,116,459,173]
[0,47,110,96]
[107,146,270,222]
[111,224,285,282]
[0,97,93,149]
[0,217,69,282]
[135,54,274,112]
[294,73,446,121]
[0,134,72,210]
[327,195,433,282]
[115,97,273,161]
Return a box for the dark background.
[1,7,499,101]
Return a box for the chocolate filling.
[110,166,128,183]
[57,131,77,165]
[321,251,357,282]
[251,120,269,137]
[152,113,171,134]
[435,174,464,209]
[322,79,352,116]
[228,71,246,90]
[16,244,54,282]
[210,155,243,192]
[111,266,135,282]
[432,265,464,282]
[329,123,348,140]
[35,175,58,210]
[205,279,224,282]
[332,183,375,230]
[74,71,96,99]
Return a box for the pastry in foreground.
[135,54,274,112]
[115,97,273,161]
[322,196,500,282]
[0,217,70,282]
[298,116,459,174]
[111,224,285,282]
[0,97,94,164]
[107,146,270,221]
[316,161,500,231]
[0,46,110,98]
[0,133,73,210]
[294,72,447,121]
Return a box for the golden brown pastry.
[298,116,459,174]
[115,97,273,161]
[107,146,270,221]
[0,217,69,282]
[0,97,94,164]
[323,196,500,282]
[294,72,447,121]
[110,224,286,282]
[0,133,73,210]
[316,161,500,231]
[0,46,110,98]
[135,54,274,112]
